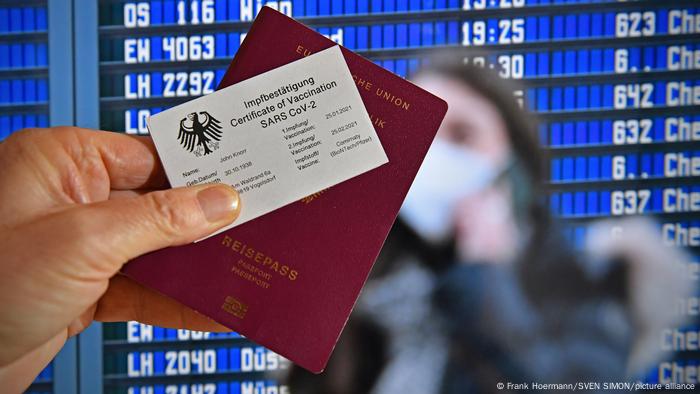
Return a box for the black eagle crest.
[178,111,223,156]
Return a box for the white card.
[147,46,389,235]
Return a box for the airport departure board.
[0,2,49,138]
[1,0,699,392]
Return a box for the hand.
[0,127,240,391]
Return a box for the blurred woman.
[285,52,691,394]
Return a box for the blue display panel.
[95,0,700,388]
[0,2,50,141]
[103,322,291,393]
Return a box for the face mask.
[400,139,498,244]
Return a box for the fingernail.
[197,185,240,223]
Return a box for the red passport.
[122,6,447,373]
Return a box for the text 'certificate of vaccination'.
[147,46,389,237]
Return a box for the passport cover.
[122,6,447,373]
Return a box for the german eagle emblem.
[178,111,222,156]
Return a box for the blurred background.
[3,0,699,393]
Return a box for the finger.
[58,183,241,272]
[95,275,232,332]
[0,183,239,359]
[69,128,169,190]
[5,183,241,284]
[0,128,167,228]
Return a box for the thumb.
[0,184,239,365]
[55,183,240,272]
